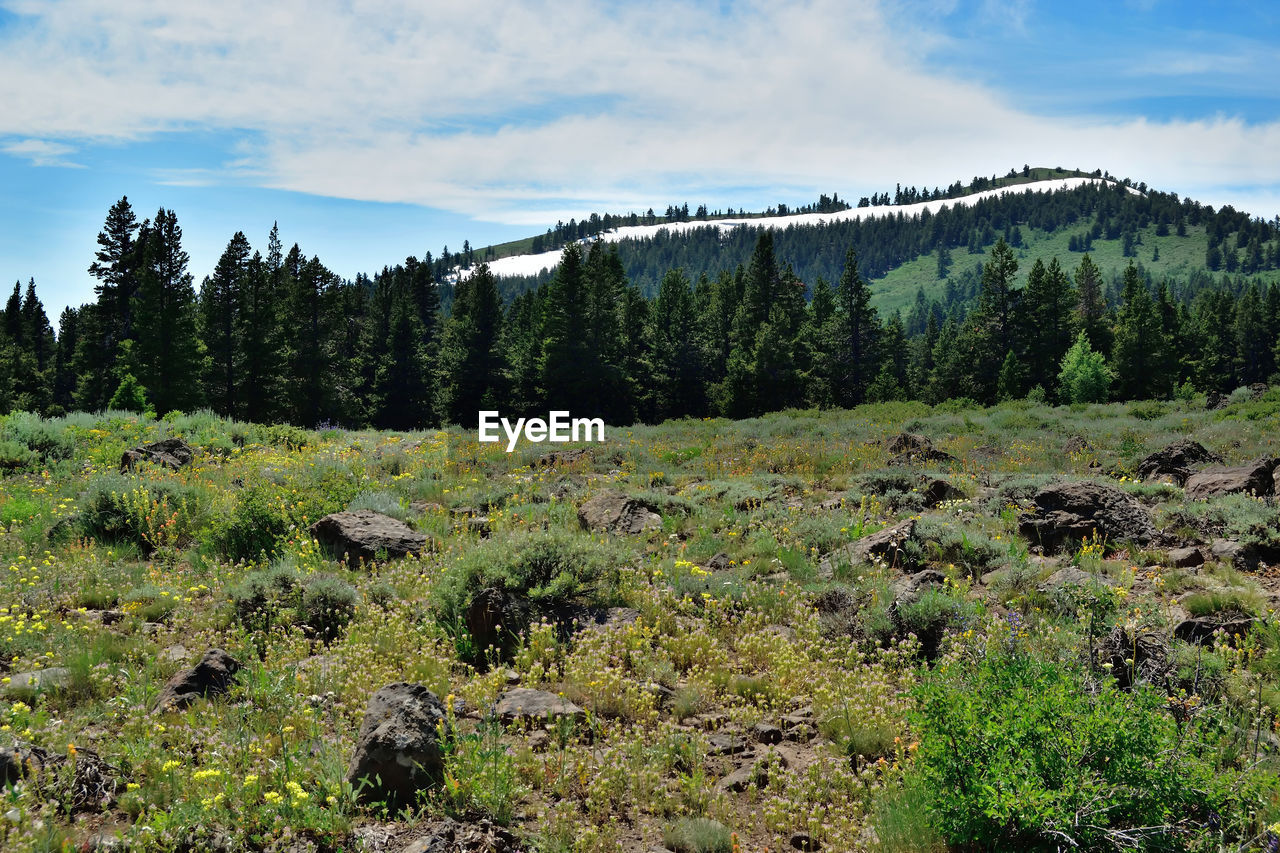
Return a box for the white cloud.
[1,138,84,167]
[0,0,1278,221]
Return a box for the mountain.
[452,167,1279,317]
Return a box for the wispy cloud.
[0,0,1278,220]
[1,138,84,168]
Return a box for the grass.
[0,400,1277,851]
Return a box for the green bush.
[299,574,359,642]
[348,489,411,522]
[904,517,1005,579]
[662,817,732,853]
[79,473,207,552]
[0,438,39,471]
[909,649,1229,851]
[218,485,294,562]
[228,563,303,633]
[432,530,623,629]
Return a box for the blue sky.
[1,0,1278,321]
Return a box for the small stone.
[494,688,585,724]
[527,729,551,752]
[1167,546,1204,569]
[706,733,748,756]
[790,831,821,851]
[2,667,71,697]
[751,723,783,744]
[503,669,521,686]
[784,724,815,743]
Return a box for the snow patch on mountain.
[467,177,1132,280]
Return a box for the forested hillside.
[2,172,1279,433]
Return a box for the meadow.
[0,392,1279,852]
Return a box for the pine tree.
[649,269,705,420]
[540,243,593,411]
[52,307,80,410]
[438,264,506,426]
[374,285,431,429]
[134,208,204,415]
[108,372,151,414]
[1021,257,1077,396]
[200,232,252,415]
[1111,262,1170,399]
[88,196,141,359]
[1074,253,1109,353]
[831,249,880,407]
[1058,331,1113,403]
[235,250,285,422]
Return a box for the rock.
[706,733,748,756]
[152,649,241,713]
[159,644,190,665]
[577,492,662,535]
[1209,539,1264,571]
[819,518,916,574]
[2,667,71,697]
[1095,625,1168,689]
[1185,459,1279,500]
[82,833,127,852]
[706,553,732,572]
[784,724,815,743]
[891,569,948,608]
[1018,481,1155,553]
[409,500,445,515]
[310,510,428,563]
[885,433,956,465]
[463,587,533,661]
[577,606,641,633]
[347,683,448,808]
[119,438,194,473]
[535,447,592,468]
[1038,567,1097,593]
[791,831,821,851]
[494,688,585,724]
[921,477,964,508]
[645,682,675,707]
[1,747,29,785]
[1063,435,1092,456]
[1168,546,1204,569]
[751,723,783,744]
[717,764,759,793]
[526,729,551,751]
[1136,439,1222,485]
[1174,616,1255,646]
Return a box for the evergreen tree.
[1058,331,1113,403]
[831,249,880,407]
[200,232,252,415]
[438,264,506,425]
[235,250,284,422]
[649,269,705,420]
[374,286,431,429]
[134,208,204,415]
[1074,253,1109,353]
[1021,257,1077,397]
[88,196,141,361]
[540,242,593,412]
[108,372,151,414]
[52,307,80,410]
[1111,262,1170,399]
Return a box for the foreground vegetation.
[1,393,1279,851]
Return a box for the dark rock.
[886,433,956,465]
[1063,435,1092,456]
[1,747,29,785]
[1018,481,1155,553]
[348,683,448,808]
[153,649,241,713]
[463,587,533,662]
[1209,539,1263,571]
[717,764,760,793]
[577,492,662,534]
[791,831,821,851]
[784,724,815,743]
[1136,439,1222,485]
[921,477,965,508]
[891,569,948,608]
[1174,616,1255,645]
[706,733,748,756]
[119,438,194,474]
[751,723,783,744]
[535,447,592,468]
[1185,459,1279,500]
[706,553,732,572]
[819,518,917,574]
[1095,625,1168,689]
[494,688,585,724]
[1167,546,1204,569]
[309,510,428,564]
[578,606,642,633]
[526,729,551,751]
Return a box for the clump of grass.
[1181,588,1263,618]
[871,777,946,853]
[663,817,732,853]
[347,489,411,522]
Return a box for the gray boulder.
[348,683,448,808]
[577,492,661,535]
[819,518,917,574]
[494,688,585,724]
[310,510,427,563]
[2,667,71,697]
[1018,481,1155,553]
[1185,459,1279,500]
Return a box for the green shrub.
[909,649,1228,851]
[347,489,411,522]
[0,411,76,463]
[0,439,38,471]
[662,817,732,853]
[1181,588,1263,618]
[228,563,302,633]
[299,574,359,642]
[250,423,310,450]
[218,485,294,562]
[79,473,207,552]
[432,530,623,634]
[905,518,1005,579]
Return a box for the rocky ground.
[0,395,1279,851]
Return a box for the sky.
[1,0,1278,321]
